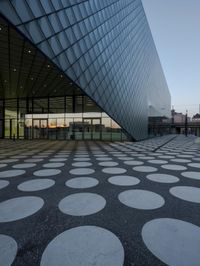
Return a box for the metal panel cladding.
[0,0,171,140]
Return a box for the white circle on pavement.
[118,189,164,210]
[69,168,95,175]
[158,155,175,159]
[188,163,200,169]
[25,159,43,163]
[148,160,168,165]
[161,164,187,171]
[0,159,19,163]
[142,218,200,266]
[147,153,162,156]
[170,186,200,203]
[59,193,106,216]
[99,162,118,167]
[0,234,17,266]
[49,158,67,162]
[43,163,64,168]
[73,158,91,161]
[40,226,124,266]
[18,179,55,192]
[182,151,195,154]
[108,175,140,186]
[12,163,36,169]
[102,168,127,174]
[181,171,200,180]
[66,177,99,189]
[192,157,200,161]
[32,155,48,159]
[0,164,7,168]
[0,196,44,222]
[72,162,92,167]
[11,155,27,159]
[170,159,191,163]
[0,170,25,178]
[146,174,179,183]
[166,152,180,155]
[178,154,194,158]
[34,169,61,177]
[124,161,144,166]
[133,166,158,173]
[0,180,9,190]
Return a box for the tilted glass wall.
[3,96,128,141]
[0,0,171,141]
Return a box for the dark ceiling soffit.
[0,12,79,93]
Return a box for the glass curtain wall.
[2,96,128,141]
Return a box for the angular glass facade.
[0,0,171,141]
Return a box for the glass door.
[33,119,48,139]
[83,118,101,140]
[5,119,17,139]
[83,118,92,140]
[92,118,101,140]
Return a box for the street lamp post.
[185,110,188,137]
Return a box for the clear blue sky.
[142,0,200,117]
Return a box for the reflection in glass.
[3,96,128,141]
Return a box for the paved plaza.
[0,135,200,265]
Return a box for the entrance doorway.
[33,119,48,139]
[83,118,101,140]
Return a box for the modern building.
[0,0,171,141]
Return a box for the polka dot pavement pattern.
[0,135,200,265]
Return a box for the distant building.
[171,110,190,123]
[192,114,200,121]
